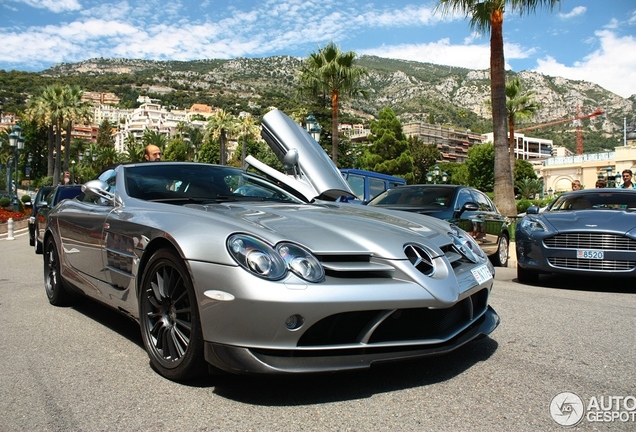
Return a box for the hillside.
[2,55,635,152]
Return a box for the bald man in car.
[144,145,162,161]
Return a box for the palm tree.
[62,85,93,173]
[205,109,236,165]
[40,85,67,185]
[506,77,539,170]
[298,42,368,165]
[435,0,560,216]
[141,129,167,149]
[124,133,144,162]
[236,113,260,168]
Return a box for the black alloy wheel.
[44,237,72,306]
[139,249,207,381]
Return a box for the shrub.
[0,197,11,208]
[21,194,31,203]
[516,199,533,215]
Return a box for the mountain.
[15,55,636,150]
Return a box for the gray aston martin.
[516,189,636,284]
[43,109,499,381]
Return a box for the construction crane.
[516,108,604,155]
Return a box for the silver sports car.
[516,189,636,284]
[43,109,499,381]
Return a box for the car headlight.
[519,217,547,232]
[277,243,325,283]
[227,234,287,280]
[227,234,324,282]
[449,225,486,263]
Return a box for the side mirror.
[459,202,479,214]
[526,205,540,214]
[82,179,114,201]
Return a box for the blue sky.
[1,0,635,98]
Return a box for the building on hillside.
[482,132,554,161]
[403,122,485,163]
[82,92,120,106]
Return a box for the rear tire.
[44,237,73,306]
[139,249,207,381]
[491,234,509,267]
[517,264,540,284]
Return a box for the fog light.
[285,314,304,330]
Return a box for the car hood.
[246,109,354,202]
[541,210,636,234]
[185,201,454,259]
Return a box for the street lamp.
[426,165,448,184]
[305,114,322,142]
[7,125,24,211]
[71,160,76,184]
[597,166,621,187]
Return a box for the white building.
[482,132,553,161]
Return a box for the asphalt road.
[1,228,635,431]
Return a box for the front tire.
[44,236,73,306]
[139,249,207,381]
[491,234,509,267]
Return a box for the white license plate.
[471,264,493,284]
[576,249,604,259]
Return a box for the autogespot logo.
[550,392,585,427]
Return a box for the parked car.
[366,185,511,267]
[34,184,82,253]
[28,186,53,247]
[339,169,406,203]
[516,189,636,283]
[42,109,499,381]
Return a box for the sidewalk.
[508,241,517,268]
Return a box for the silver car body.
[44,109,499,378]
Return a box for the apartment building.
[482,132,554,161]
[403,122,485,163]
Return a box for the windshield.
[124,164,303,204]
[549,191,636,211]
[368,186,453,208]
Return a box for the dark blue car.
[516,189,636,283]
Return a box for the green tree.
[298,42,368,165]
[124,133,144,162]
[465,143,495,192]
[514,158,537,183]
[506,77,539,170]
[236,113,260,168]
[516,177,542,199]
[141,129,167,149]
[205,109,236,165]
[62,85,92,173]
[164,138,189,161]
[96,119,115,149]
[357,107,413,182]
[409,136,442,184]
[435,0,560,216]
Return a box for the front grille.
[544,233,636,250]
[548,257,636,271]
[298,289,489,347]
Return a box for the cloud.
[558,6,586,20]
[360,39,531,71]
[534,29,636,97]
[11,0,82,13]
